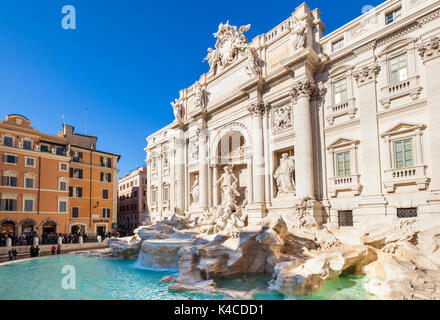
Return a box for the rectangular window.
[24,199,34,212]
[71,207,79,218]
[389,53,408,84]
[72,151,83,162]
[56,147,65,156]
[394,138,413,168]
[0,199,17,211]
[102,189,109,199]
[59,201,67,213]
[101,156,112,168]
[23,140,32,150]
[25,157,35,167]
[101,172,111,182]
[397,207,417,218]
[3,154,18,164]
[152,189,157,202]
[69,186,82,198]
[70,168,83,179]
[102,208,111,218]
[386,7,401,25]
[60,163,68,171]
[40,145,50,153]
[332,38,344,52]
[2,176,17,187]
[336,151,351,177]
[163,186,169,202]
[338,210,353,227]
[25,178,34,189]
[59,181,67,191]
[333,78,347,104]
[3,136,13,147]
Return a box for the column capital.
[247,102,266,117]
[353,64,380,87]
[290,78,316,102]
[418,37,440,64]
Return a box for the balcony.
[383,164,429,192]
[326,98,357,125]
[329,174,362,197]
[379,76,423,109]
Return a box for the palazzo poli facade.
[145,0,440,229]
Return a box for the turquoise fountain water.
[0,254,372,300]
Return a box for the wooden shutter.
[100,172,104,181]
[69,186,73,197]
[70,168,73,178]
[79,169,83,179]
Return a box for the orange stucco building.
[0,114,120,238]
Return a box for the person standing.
[30,245,35,258]
[12,248,17,260]
[56,244,61,255]
[8,250,13,261]
[35,246,40,257]
[51,245,56,255]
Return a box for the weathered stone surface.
[138,238,195,270]
[108,236,141,259]
[270,246,377,296]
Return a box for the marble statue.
[216,165,240,209]
[191,175,200,205]
[204,21,254,76]
[244,46,261,78]
[291,17,308,51]
[274,153,295,196]
[204,48,220,75]
[194,82,205,109]
[171,98,183,122]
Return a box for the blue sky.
[0,0,383,178]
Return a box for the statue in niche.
[291,17,308,51]
[273,105,292,132]
[274,153,295,196]
[216,165,240,210]
[190,175,199,205]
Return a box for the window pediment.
[381,122,425,138]
[329,65,354,78]
[2,170,17,177]
[327,137,360,150]
[377,37,417,58]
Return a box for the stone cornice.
[418,37,440,64]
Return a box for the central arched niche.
[214,129,248,207]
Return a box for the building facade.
[0,115,120,238]
[117,166,148,234]
[145,0,440,229]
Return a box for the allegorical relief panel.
[272,103,293,133]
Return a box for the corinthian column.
[175,128,185,213]
[290,79,316,199]
[248,103,266,204]
[418,38,440,198]
[198,128,208,210]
